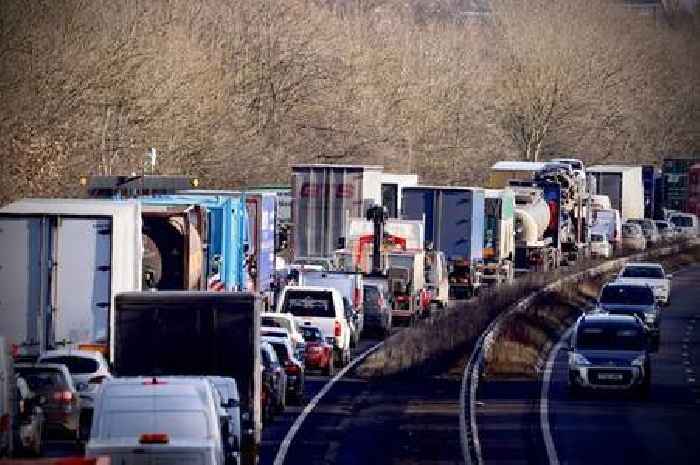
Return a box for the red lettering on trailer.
[336,184,355,198]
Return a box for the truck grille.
[589,368,632,386]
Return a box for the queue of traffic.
[1,158,699,464]
[568,261,673,396]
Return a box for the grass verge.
[483,243,700,378]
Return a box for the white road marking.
[540,327,574,465]
[460,331,486,465]
[272,341,384,465]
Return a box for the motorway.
[477,264,700,465]
[41,266,700,464]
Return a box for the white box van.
[277,286,351,367]
[86,377,226,465]
[0,337,15,458]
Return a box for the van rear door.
[0,217,49,351]
[55,217,112,345]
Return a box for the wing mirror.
[223,399,239,409]
[76,382,88,392]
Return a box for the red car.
[301,326,334,376]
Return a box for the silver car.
[568,314,651,396]
[627,218,660,246]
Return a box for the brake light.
[139,433,170,444]
[10,344,19,358]
[334,321,341,337]
[53,391,73,403]
[285,362,301,375]
[0,414,9,432]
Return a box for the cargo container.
[663,157,699,212]
[0,199,142,358]
[113,291,261,465]
[291,165,418,258]
[642,165,660,219]
[401,186,485,298]
[587,165,644,220]
[480,189,515,284]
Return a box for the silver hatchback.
[568,314,651,396]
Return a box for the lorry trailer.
[0,199,142,358]
[401,186,485,299]
[587,165,644,221]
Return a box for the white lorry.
[0,199,142,359]
[587,165,644,221]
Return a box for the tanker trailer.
[513,187,561,272]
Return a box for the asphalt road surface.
[477,264,700,465]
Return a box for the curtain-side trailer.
[291,165,418,259]
[0,199,142,358]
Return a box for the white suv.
[277,286,351,367]
[87,377,225,465]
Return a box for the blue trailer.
[401,186,485,298]
[138,195,249,292]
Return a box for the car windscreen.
[576,325,646,351]
[671,216,692,227]
[41,356,99,375]
[283,290,335,318]
[591,234,605,242]
[300,327,322,342]
[363,286,382,313]
[15,367,70,392]
[622,225,638,236]
[600,285,654,305]
[261,317,284,328]
[655,222,668,231]
[621,267,664,279]
[269,342,290,363]
[261,329,287,339]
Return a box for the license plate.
[598,373,623,381]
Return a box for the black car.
[265,338,305,405]
[260,341,286,423]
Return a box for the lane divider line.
[460,331,488,465]
[540,326,573,465]
[272,341,384,465]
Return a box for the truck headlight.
[570,353,590,366]
[631,355,646,367]
[645,313,656,324]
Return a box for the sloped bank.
[357,240,699,379]
[484,241,700,378]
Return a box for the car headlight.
[570,353,590,366]
[645,313,656,324]
[631,354,646,367]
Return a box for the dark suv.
[568,314,651,396]
[598,282,660,342]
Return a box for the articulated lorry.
[587,165,644,221]
[480,189,515,285]
[401,186,485,299]
[113,292,261,465]
[0,199,143,358]
[291,164,418,259]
